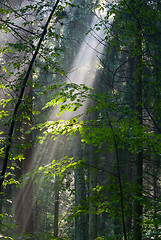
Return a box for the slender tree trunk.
[53,176,59,238]
[75,166,87,240]
[0,186,3,231]
[123,51,135,235]
[23,82,33,234]
[133,4,143,239]
[15,149,23,232]
[73,135,88,240]
[119,149,133,234]
[0,0,60,189]
[153,154,159,239]
[23,143,33,234]
[89,145,97,240]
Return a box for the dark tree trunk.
[73,135,88,240]
[53,176,59,237]
[133,3,143,239]
[89,145,97,240]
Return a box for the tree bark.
[89,145,97,240]
[133,3,143,239]
[73,135,88,240]
[53,176,59,238]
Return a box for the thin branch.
[83,161,118,178]
[0,17,36,36]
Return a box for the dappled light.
[0,0,161,240]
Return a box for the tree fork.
[0,0,60,188]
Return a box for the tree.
[1,0,161,239]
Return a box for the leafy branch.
[0,0,60,188]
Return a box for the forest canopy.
[0,0,161,240]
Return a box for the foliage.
[0,0,161,239]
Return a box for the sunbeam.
[15,11,107,236]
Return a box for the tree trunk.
[0,186,3,231]
[133,3,143,239]
[73,135,88,240]
[153,154,159,239]
[89,145,97,240]
[53,176,59,238]
[23,82,33,234]
[15,146,23,232]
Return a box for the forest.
[0,0,161,239]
